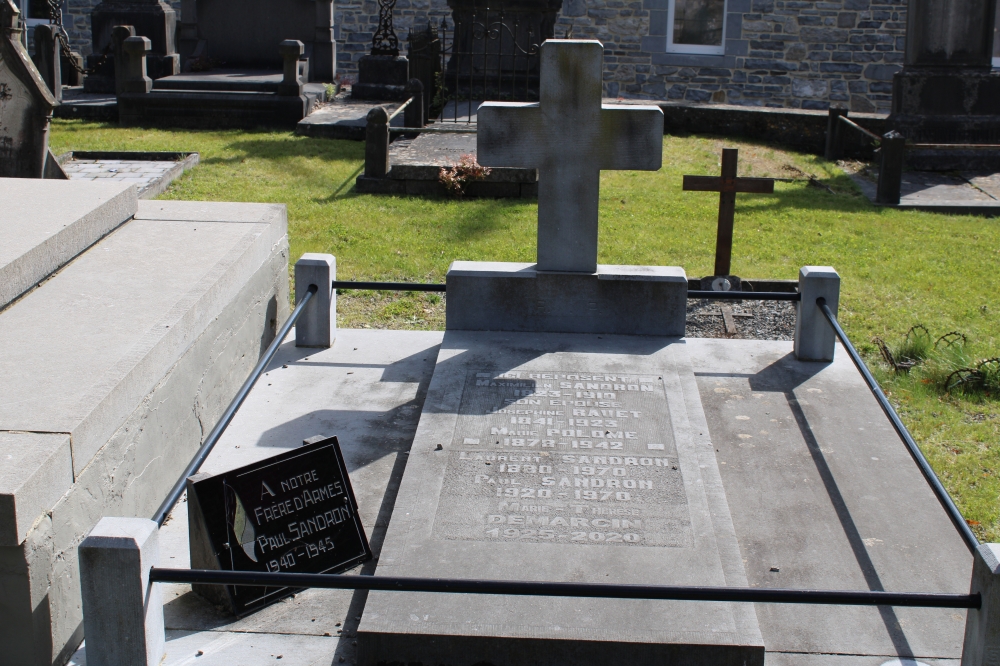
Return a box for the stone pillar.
[404,78,424,128]
[32,24,61,101]
[888,0,1000,168]
[112,25,136,95]
[794,266,840,362]
[79,518,165,666]
[294,254,336,348]
[875,131,905,205]
[121,36,153,94]
[962,543,1000,664]
[365,106,390,178]
[278,39,305,96]
[313,0,335,82]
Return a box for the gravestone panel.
[358,331,764,665]
[187,436,371,616]
[433,371,692,548]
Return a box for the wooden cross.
[477,40,663,273]
[683,148,774,278]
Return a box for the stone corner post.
[295,253,336,348]
[876,130,905,205]
[121,36,153,94]
[794,266,840,362]
[79,517,164,666]
[111,25,137,95]
[365,106,390,178]
[404,78,424,128]
[962,543,1000,664]
[824,107,848,161]
[278,39,305,96]
[32,24,62,101]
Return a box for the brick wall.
[62,0,905,112]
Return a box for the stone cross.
[682,148,773,278]
[477,40,663,274]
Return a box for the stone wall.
[62,0,905,112]
[336,0,905,112]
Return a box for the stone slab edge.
[68,202,288,476]
[0,181,137,312]
[0,432,73,545]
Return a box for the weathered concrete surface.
[847,169,1000,215]
[0,433,73,546]
[688,338,972,660]
[295,94,402,141]
[445,261,687,336]
[58,151,200,199]
[359,330,764,665]
[478,41,662,273]
[0,179,136,311]
[0,198,288,666]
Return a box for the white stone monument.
[358,39,763,665]
[446,39,687,336]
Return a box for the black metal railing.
[408,0,552,125]
[151,284,318,526]
[149,567,979,609]
[816,297,980,553]
[332,281,800,300]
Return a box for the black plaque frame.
[186,436,372,616]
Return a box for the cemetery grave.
[21,38,992,666]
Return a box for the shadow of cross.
[477,40,663,274]
[683,148,774,278]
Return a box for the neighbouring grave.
[357,40,766,664]
[57,150,200,198]
[887,0,1000,169]
[177,0,335,82]
[682,147,774,292]
[187,436,371,616]
[83,0,180,93]
[0,179,290,665]
[0,0,59,178]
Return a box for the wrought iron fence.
[407,0,554,124]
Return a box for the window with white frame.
[667,0,727,55]
[20,0,51,26]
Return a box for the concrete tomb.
[0,0,57,178]
[358,39,764,665]
[0,179,289,665]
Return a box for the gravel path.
[686,298,795,341]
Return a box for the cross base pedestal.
[445,262,687,336]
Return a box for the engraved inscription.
[432,371,692,547]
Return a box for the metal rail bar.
[837,115,882,142]
[816,298,980,553]
[908,143,1000,150]
[331,281,800,300]
[386,96,413,123]
[151,285,319,527]
[332,281,447,292]
[149,568,979,608]
[688,290,800,301]
[389,126,478,134]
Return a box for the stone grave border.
[56,150,199,198]
[75,255,999,665]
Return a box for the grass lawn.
[51,119,1000,541]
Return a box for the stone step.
[0,190,289,665]
[0,178,136,310]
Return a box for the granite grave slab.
[358,330,765,665]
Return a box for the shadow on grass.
[201,134,365,165]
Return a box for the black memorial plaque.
[186,436,371,616]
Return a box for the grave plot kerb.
[477,40,663,274]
